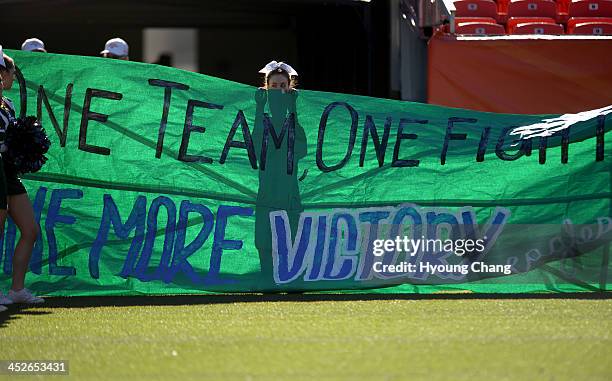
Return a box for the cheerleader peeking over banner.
[252,60,307,289]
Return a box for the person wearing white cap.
[0,46,45,305]
[21,38,47,53]
[100,37,129,60]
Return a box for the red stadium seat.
[447,17,498,34]
[556,0,571,10]
[497,0,511,12]
[507,17,565,33]
[567,16,612,33]
[567,15,612,24]
[569,20,612,32]
[455,16,499,23]
[509,22,565,33]
[456,21,507,34]
[440,17,497,33]
[454,0,500,20]
[556,0,571,22]
[497,0,511,21]
[556,0,571,13]
[507,16,557,25]
[568,0,612,17]
[508,0,558,18]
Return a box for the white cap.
[21,38,47,52]
[0,45,5,68]
[101,38,129,57]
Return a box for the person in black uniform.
[0,47,44,305]
[0,46,9,310]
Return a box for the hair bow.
[258,60,298,76]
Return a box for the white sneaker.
[7,288,45,304]
[0,305,7,312]
[0,291,13,305]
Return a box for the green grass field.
[1,294,611,381]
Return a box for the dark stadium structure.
[1,0,410,99]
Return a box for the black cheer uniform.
[0,97,28,208]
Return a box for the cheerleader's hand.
[287,88,299,99]
[254,87,267,106]
[287,88,298,113]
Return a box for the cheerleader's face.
[267,73,289,92]
[0,68,14,90]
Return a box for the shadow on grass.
[20,291,612,308]
[0,307,52,329]
[1,292,610,329]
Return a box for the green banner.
[1,50,611,295]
